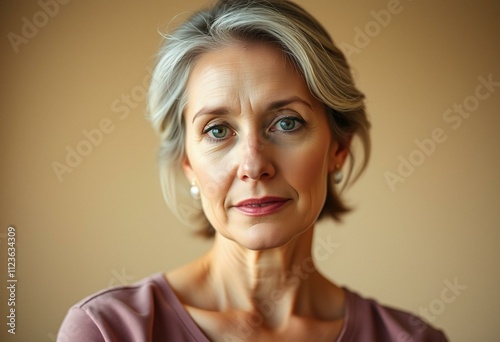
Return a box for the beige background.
[1,0,499,341]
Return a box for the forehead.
[191,42,294,76]
[185,42,316,113]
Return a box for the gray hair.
[148,0,371,237]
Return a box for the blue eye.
[209,126,227,139]
[278,118,296,131]
[203,124,232,141]
[272,117,304,132]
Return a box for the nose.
[236,132,275,181]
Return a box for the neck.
[202,227,328,326]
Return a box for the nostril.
[237,141,276,181]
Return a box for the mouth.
[234,197,290,216]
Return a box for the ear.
[181,153,195,183]
[328,136,352,173]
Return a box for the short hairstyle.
[148,0,371,237]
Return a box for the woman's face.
[183,42,346,250]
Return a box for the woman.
[59,0,448,341]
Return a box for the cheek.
[198,165,230,200]
[191,152,234,220]
[185,130,232,199]
[283,141,331,195]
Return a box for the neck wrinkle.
[206,228,318,325]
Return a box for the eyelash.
[202,115,306,142]
[202,122,233,143]
[270,116,306,133]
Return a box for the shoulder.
[339,288,448,342]
[57,273,207,342]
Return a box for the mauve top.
[58,273,447,341]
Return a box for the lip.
[233,197,290,216]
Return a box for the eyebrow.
[191,96,313,123]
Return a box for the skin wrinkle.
[184,42,340,247]
[169,41,348,339]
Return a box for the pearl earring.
[333,165,343,184]
[190,180,200,200]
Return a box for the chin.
[229,222,310,251]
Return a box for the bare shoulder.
[165,257,214,308]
